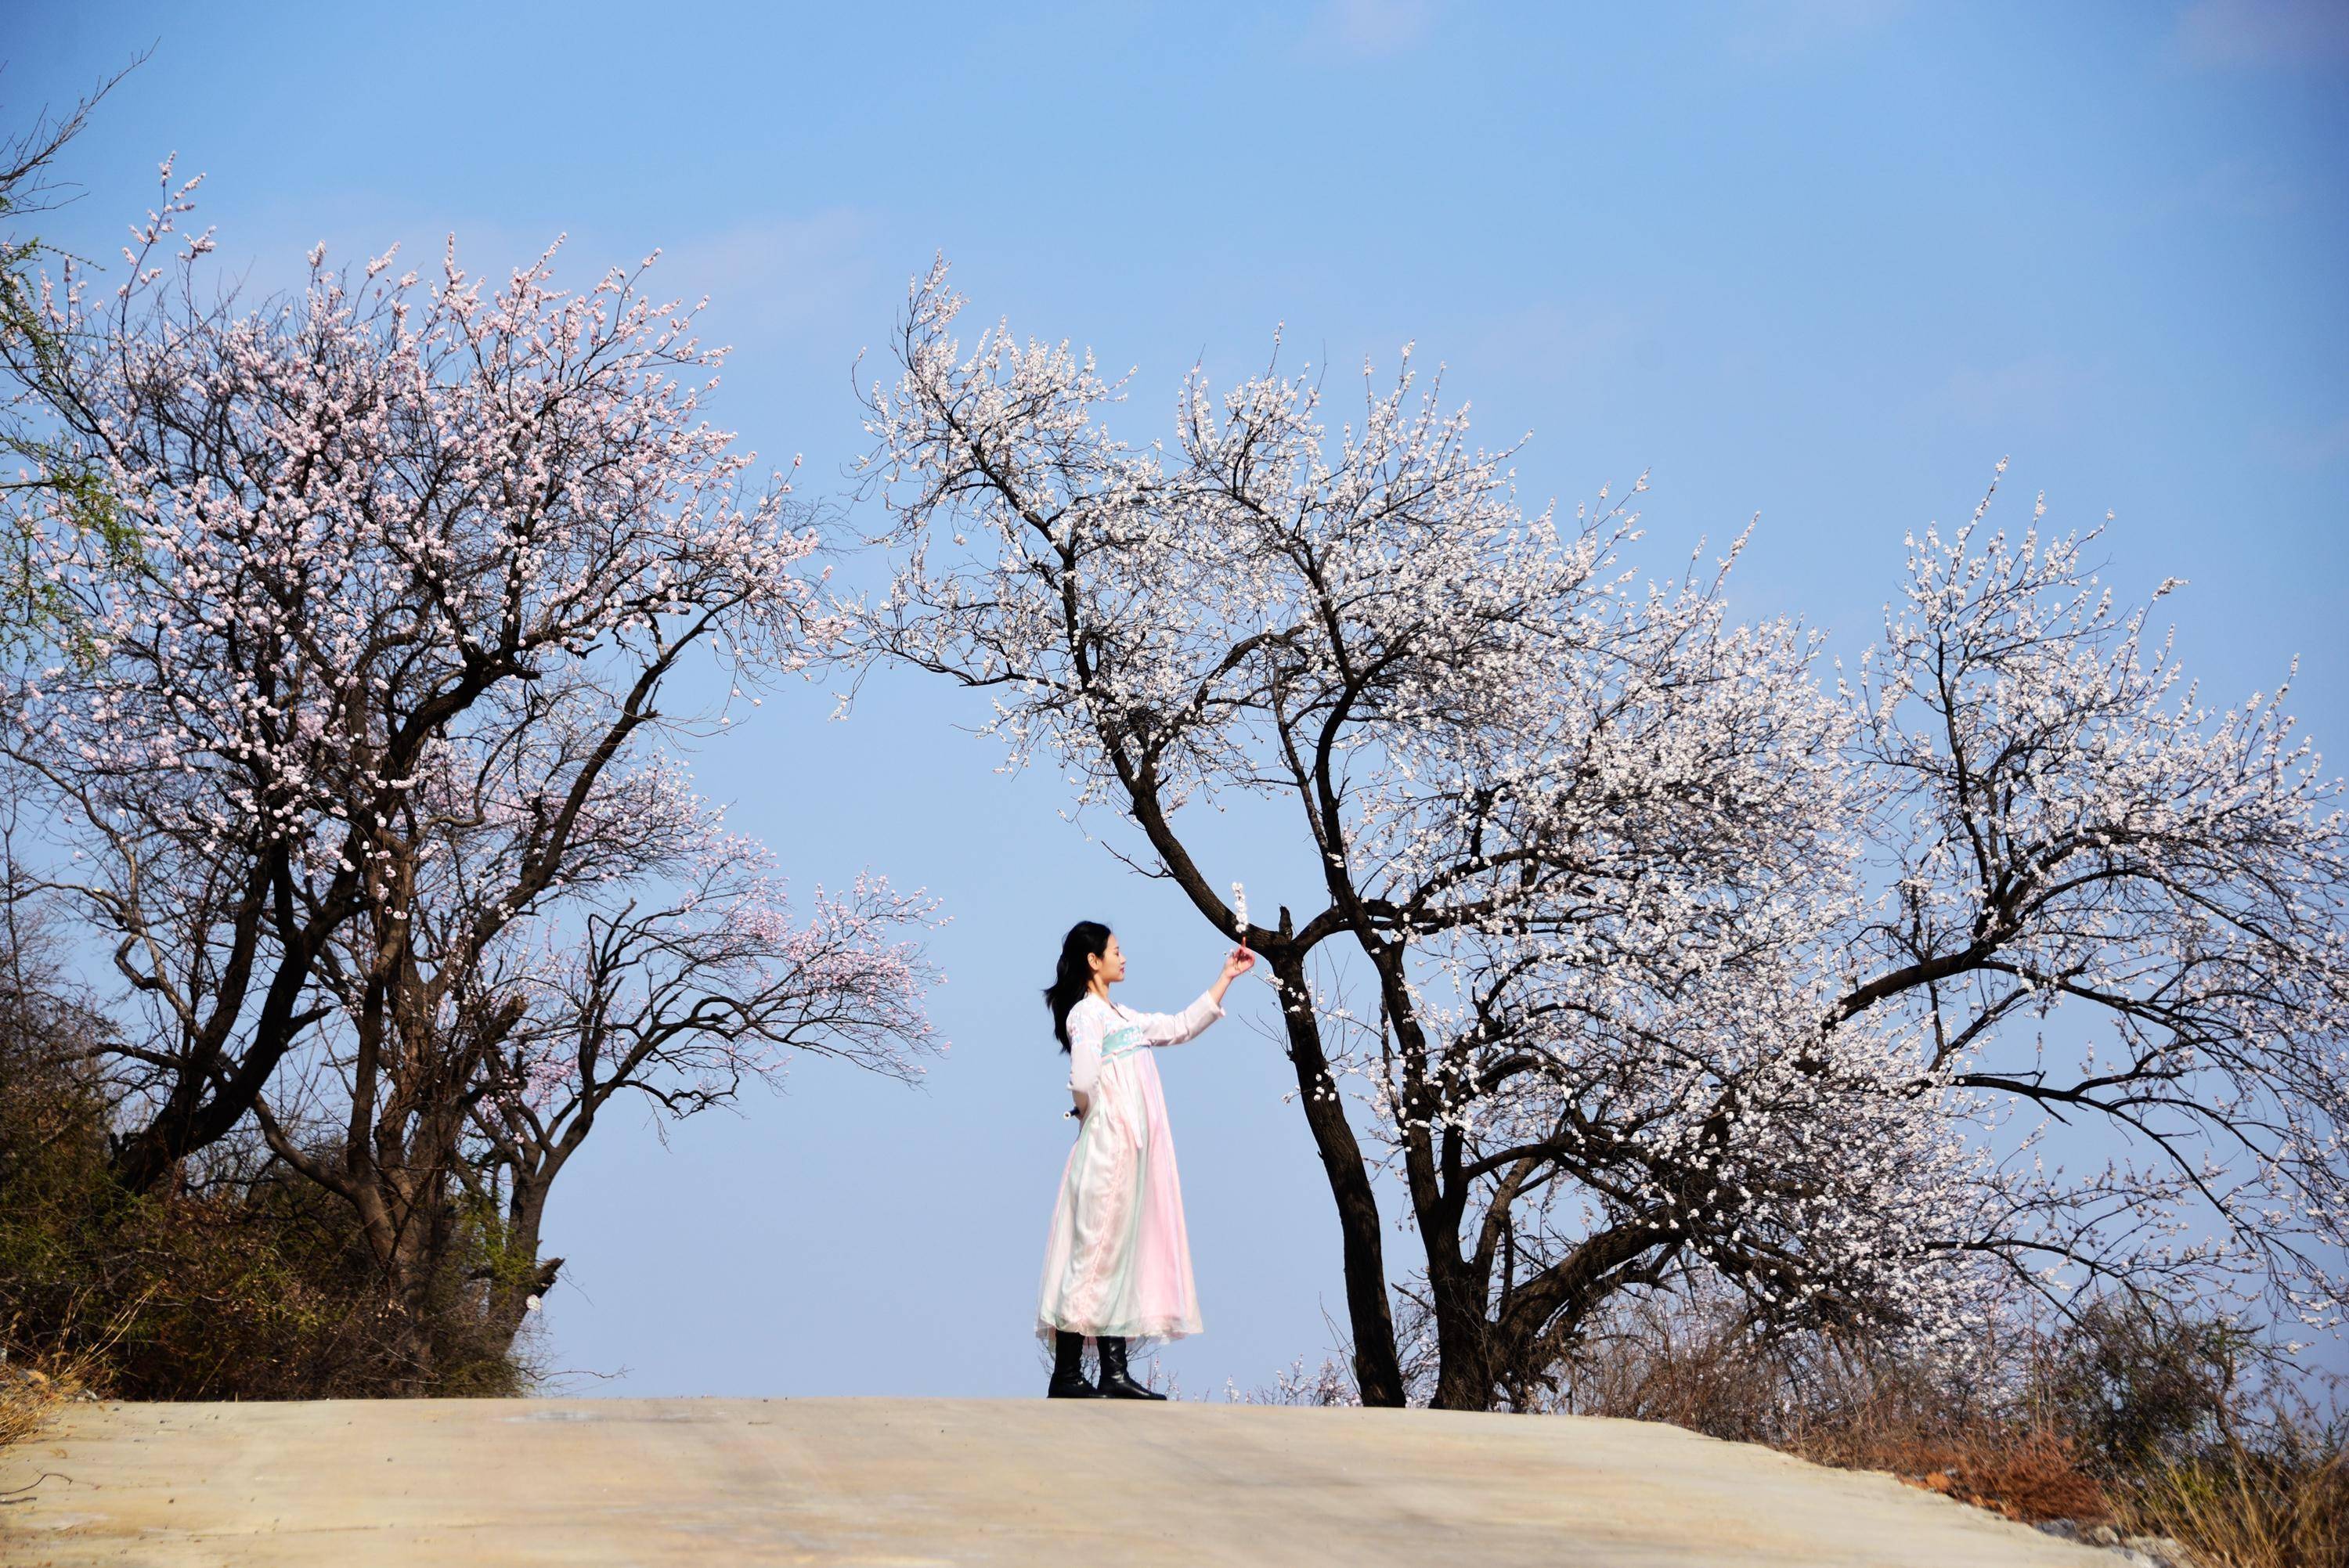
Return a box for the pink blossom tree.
[0,174,943,1375]
[1,63,142,647]
[858,261,2349,1410]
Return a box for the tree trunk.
[474,1157,573,1356]
[1426,1248,1499,1411]
[1268,952,1406,1406]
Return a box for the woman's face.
[1088,933,1127,986]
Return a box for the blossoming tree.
[1,64,140,648]
[858,262,2348,1410]
[1,175,943,1374]
[1830,500,2349,1336]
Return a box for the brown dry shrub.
[0,1337,109,1461]
[1548,1289,2113,1523]
[1864,1424,2112,1523]
[0,932,536,1402]
[2113,1441,2349,1568]
[0,1360,66,1453]
[1541,1285,2348,1567]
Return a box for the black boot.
[1048,1331,1105,1398]
[1095,1336,1166,1400]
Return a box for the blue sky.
[9,1,2346,1397]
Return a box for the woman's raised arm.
[1132,948,1255,1047]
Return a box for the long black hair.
[1043,921,1113,1051]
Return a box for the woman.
[1036,921,1254,1399]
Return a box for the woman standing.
[1036,921,1254,1399]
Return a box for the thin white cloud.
[1723,0,1912,59]
[2263,411,2349,470]
[2172,0,2349,69]
[1939,352,2099,431]
[2159,157,2304,218]
[1312,0,1439,59]
[1474,298,1644,382]
[659,209,880,344]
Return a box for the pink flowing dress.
[1035,989,1224,1343]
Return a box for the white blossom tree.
[858,261,2349,1410]
[0,172,944,1375]
[272,739,944,1354]
[1826,494,2349,1336]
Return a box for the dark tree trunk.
[1427,1266,1498,1411]
[1268,951,1405,1407]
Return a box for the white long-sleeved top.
[1066,989,1225,1100]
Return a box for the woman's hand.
[1209,944,1256,1004]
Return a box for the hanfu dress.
[1035,989,1224,1343]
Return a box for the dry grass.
[1550,1295,2109,1522]
[2112,1448,2349,1568]
[0,1372,56,1451]
[0,1345,89,1454]
[1539,1289,2347,1568]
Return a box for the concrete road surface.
[2,1397,2122,1566]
